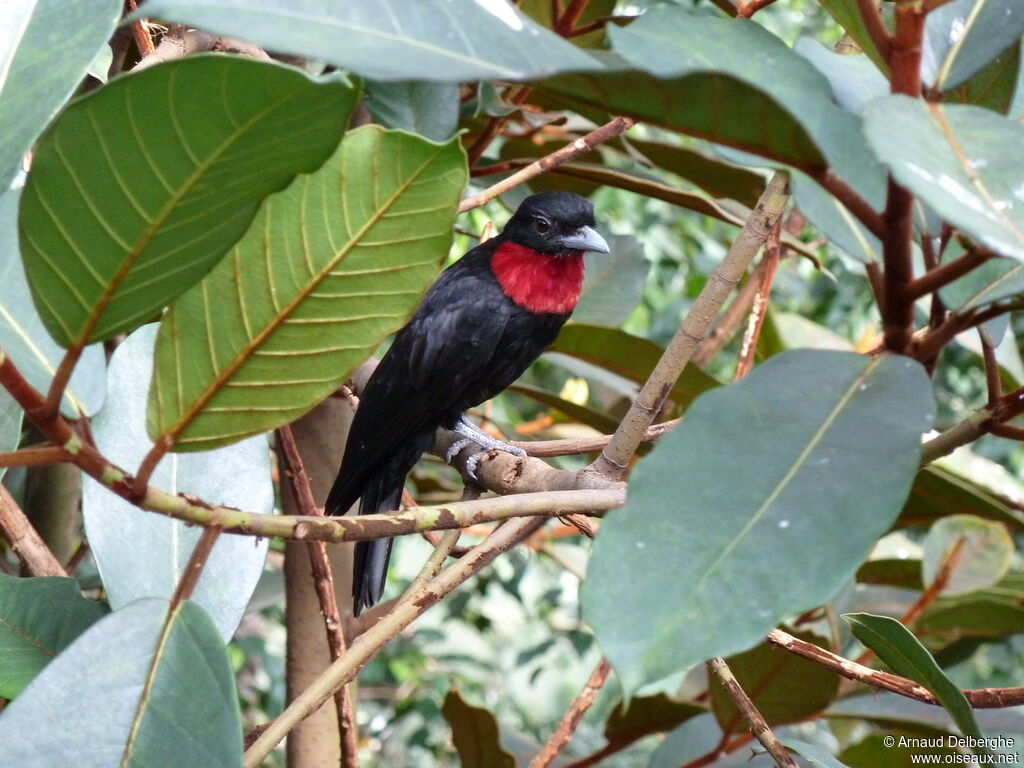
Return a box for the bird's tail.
[351,473,403,615]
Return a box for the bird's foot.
[445,416,526,481]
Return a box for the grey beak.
[559,225,610,254]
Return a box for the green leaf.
[840,733,957,768]
[795,38,888,115]
[843,612,981,738]
[0,0,121,191]
[622,138,765,207]
[784,739,852,768]
[20,55,358,348]
[441,688,515,768]
[862,97,1024,261]
[138,0,601,82]
[900,465,1024,533]
[0,599,242,768]
[938,252,1024,312]
[0,575,107,699]
[508,383,621,434]
[649,713,723,768]
[148,126,467,451]
[792,171,882,262]
[364,80,460,141]
[922,514,1013,595]
[82,325,272,641]
[0,188,106,417]
[603,694,704,746]
[923,0,1024,92]
[548,325,720,412]
[918,571,1024,637]
[574,234,649,327]
[709,632,840,729]
[946,42,1022,114]
[857,558,925,590]
[542,10,860,174]
[819,0,891,70]
[582,350,933,694]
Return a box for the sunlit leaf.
[148,127,467,451]
[20,56,357,347]
[922,0,1024,92]
[921,514,1013,595]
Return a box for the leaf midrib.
[158,136,445,444]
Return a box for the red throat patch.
[491,242,585,314]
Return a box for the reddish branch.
[855,0,893,63]
[768,628,1024,707]
[123,0,155,58]
[278,426,358,768]
[168,526,221,608]
[734,220,781,380]
[0,445,71,468]
[530,658,612,768]
[905,248,994,299]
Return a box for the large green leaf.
[574,234,649,327]
[901,466,1024,533]
[20,55,357,348]
[0,0,121,191]
[0,188,105,417]
[148,127,467,450]
[947,42,1022,114]
[709,631,839,729]
[862,97,1024,261]
[0,575,107,699]
[603,694,704,746]
[441,689,515,768]
[540,14,833,172]
[795,38,888,116]
[792,171,882,262]
[844,612,981,739]
[82,325,272,641]
[139,0,601,82]
[918,570,1024,637]
[0,599,242,767]
[922,0,1024,92]
[921,514,1013,595]
[583,351,933,693]
[548,325,720,412]
[364,80,460,141]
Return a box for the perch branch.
[0,484,67,577]
[587,171,790,480]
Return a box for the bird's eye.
[533,217,550,234]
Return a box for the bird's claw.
[446,417,527,482]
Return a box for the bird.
[325,191,610,615]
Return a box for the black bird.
[326,191,610,614]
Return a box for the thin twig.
[168,526,221,609]
[707,657,798,768]
[0,445,71,468]
[243,517,547,767]
[458,117,635,213]
[0,484,67,577]
[278,425,357,768]
[734,220,781,381]
[123,0,155,57]
[737,0,782,19]
[981,329,1001,406]
[767,628,1024,707]
[905,248,994,300]
[402,530,461,601]
[854,0,893,63]
[587,172,790,481]
[530,658,612,768]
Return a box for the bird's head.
[501,192,610,257]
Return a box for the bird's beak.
[559,226,610,254]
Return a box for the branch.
[587,171,791,480]
[920,385,1024,464]
[133,27,272,71]
[809,169,885,240]
[278,426,357,768]
[123,0,155,57]
[243,516,547,767]
[168,526,221,609]
[855,0,893,63]
[707,657,797,768]
[733,220,781,381]
[905,248,994,300]
[530,658,612,768]
[457,117,635,213]
[0,484,67,577]
[510,419,680,458]
[767,628,1024,707]
[0,445,71,468]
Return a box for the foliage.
[0,1,1022,767]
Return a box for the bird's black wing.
[326,250,513,514]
